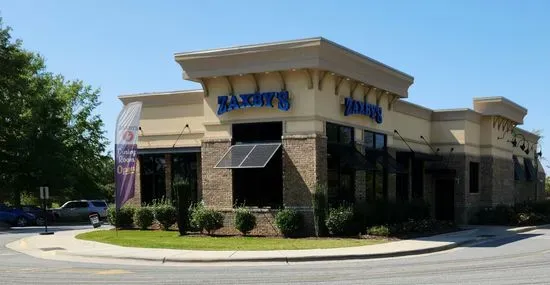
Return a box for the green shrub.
[195,209,224,235]
[234,207,256,235]
[354,199,431,231]
[107,206,135,228]
[367,225,390,237]
[153,204,177,230]
[189,202,205,231]
[133,207,154,230]
[326,205,356,236]
[275,208,303,237]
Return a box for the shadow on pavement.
[468,233,542,248]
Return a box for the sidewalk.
[6,225,548,265]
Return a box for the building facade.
[119,38,545,235]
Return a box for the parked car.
[0,203,38,227]
[51,200,108,222]
[17,205,54,226]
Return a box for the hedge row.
[108,203,305,237]
[472,201,550,226]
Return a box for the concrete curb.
[56,237,484,264]
[509,224,550,234]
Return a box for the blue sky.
[1,0,549,169]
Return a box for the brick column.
[164,154,172,201]
[282,134,327,236]
[201,138,233,209]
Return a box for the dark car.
[0,203,37,227]
[17,205,52,226]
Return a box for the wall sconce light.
[520,143,526,151]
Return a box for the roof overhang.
[473,97,527,124]
[174,37,414,98]
[118,90,204,106]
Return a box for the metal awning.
[367,150,407,174]
[327,143,377,171]
[214,143,281,169]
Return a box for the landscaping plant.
[191,203,224,235]
[235,207,256,235]
[325,205,355,236]
[107,206,135,228]
[275,208,303,237]
[313,184,329,237]
[366,225,391,237]
[133,206,154,230]
[154,204,178,230]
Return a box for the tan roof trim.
[432,109,482,123]
[393,100,432,120]
[473,96,527,124]
[515,127,541,143]
[118,89,204,106]
[174,37,414,97]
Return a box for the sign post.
[39,186,54,235]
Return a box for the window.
[140,154,167,204]
[327,123,356,206]
[172,153,199,204]
[411,160,424,199]
[232,122,283,208]
[91,201,107,207]
[524,158,535,181]
[364,130,388,201]
[469,162,480,193]
[513,155,524,181]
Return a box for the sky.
[1,0,549,170]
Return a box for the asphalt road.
[2,226,550,284]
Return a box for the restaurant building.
[119,37,545,235]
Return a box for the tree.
[0,17,112,205]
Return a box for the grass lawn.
[76,230,387,251]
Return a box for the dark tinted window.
[91,201,107,207]
[469,162,480,193]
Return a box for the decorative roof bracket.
[276,71,286,91]
[251,73,260,93]
[303,69,313,89]
[198,78,209,97]
[223,76,234,95]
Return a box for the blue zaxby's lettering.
[344,97,383,124]
[217,91,291,115]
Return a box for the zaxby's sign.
[217,91,290,115]
[343,97,383,124]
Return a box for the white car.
[52,200,108,221]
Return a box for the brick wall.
[201,138,233,209]
[282,134,327,236]
[215,209,281,236]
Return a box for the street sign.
[38,186,54,235]
[39,187,49,199]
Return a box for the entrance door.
[435,179,455,221]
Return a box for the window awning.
[367,150,407,174]
[214,143,281,169]
[327,143,376,171]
